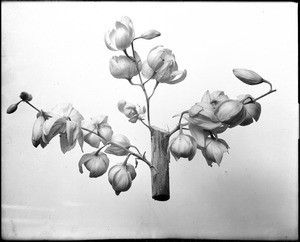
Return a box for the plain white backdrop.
[2,2,298,240]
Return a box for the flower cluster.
[6,16,276,201]
[10,98,138,196]
[169,69,266,167]
[105,16,187,85]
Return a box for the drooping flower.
[108,162,137,195]
[105,134,131,156]
[201,138,229,167]
[214,99,247,128]
[109,52,142,80]
[104,16,135,51]
[117,100,146,123]
[233,68,264,85]
[237,94,261,126]
[32,111,49,148]
[42,103,84,153]
[81,115,113,148]
[78,152,109,178]
[168,133,198,161]
[141,46,187,84]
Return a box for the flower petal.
[247,102,261,121]
[78,153,94,173]
[201,90,211,103]
[77,129,84,152]
[127,164,137,181]
[141,61,155,79]
[43,117,66,143]
[84,133,101,148]
[60,133,76,154]
[105,145,128,156]
[98,124,113,144]
[164,69,187,85]
[66,121,77,145]
[91,115,108,125]
[117,100,127,113]
[188,123,208,148]
[104,29,118,51]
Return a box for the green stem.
[139,119,151,130]
[262,79,273,91]
[131,43,151,126]
[123,153,131,166]
[253,89,277,103]
[168,110,189,137]
[24,101,41,113]
[149,81,159,100]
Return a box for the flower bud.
[105,134,131,156]
[6,103,19,114]
[105,16,135,51]
[139,29,161,40]
[233,68,264,85]
[19,91,33,101]
[78,152,109,178]
[108,163,136,195]
[143,45,187,84]
[201,138,229,167]
[169,133,198,161]
[81,116,113,148]
[215,100,247,128]
[109,52,141,80]
[147,46,168,71]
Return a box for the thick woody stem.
[150,126,170,201]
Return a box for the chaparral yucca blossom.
[237,94,261,126]
[105,134,131,156]
[108,162,137,195]
[202,137,229,167]
[42,103,84,153]
[105,16,135,51]
[188,102,222,130]
[168,133,198,161]
[81,115,113,148]
[78,152,109,178]
[142,46,187,84]
[109,52,142,80]
[215,99,247,128]
[117,100,146,123]
[188,90,229,148]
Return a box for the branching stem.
[81,127,156,170]
[130,43,151,126]
[244,80,277,104]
